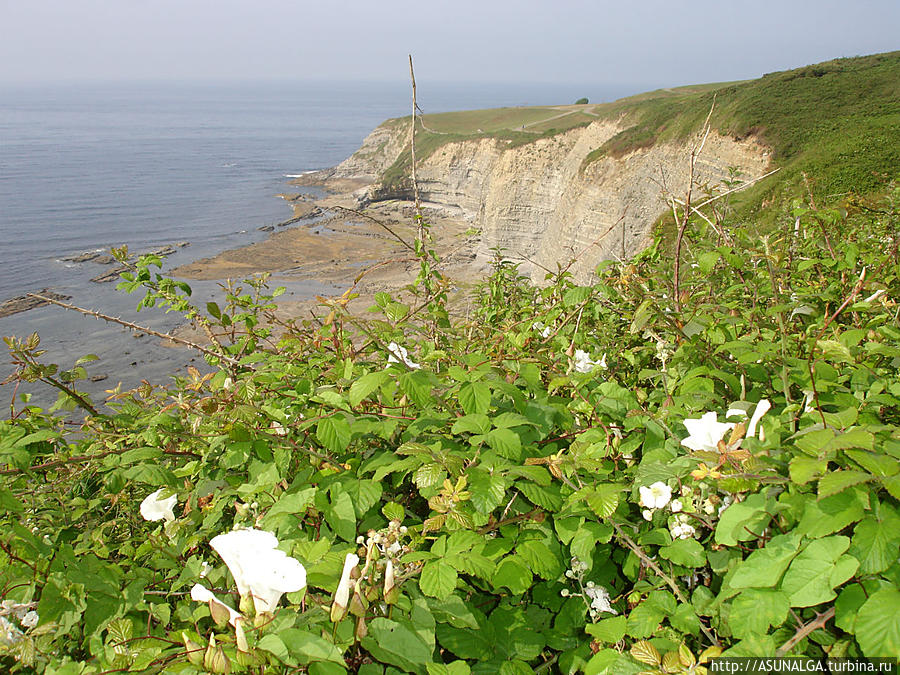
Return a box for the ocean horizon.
[0,79,636,403]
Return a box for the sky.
[1,0,898,93]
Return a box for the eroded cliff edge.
[307,115,770,284]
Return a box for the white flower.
[670,499,683,513]
[585,586,618,615]
[199,561,211,579]
[573,349,603,374]
[190,583,243,627]
[801,390,816,414]
[718,496,732,516]
[746,399,771,440]
[0,616,23,646]
[270,421,288,436]
[681,412,735,453]
[387,342,420,369]
[642,509,654,521]
[140,488,177,523]
[20,611,38,630]
[863,289,885,303]
[209,529,307,614]
[331,552,360,621]
[383,559,395,597]
[532,322,551,339]
[639,481,672,510]
[222,377,233,390]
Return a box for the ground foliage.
[1,183,900,673]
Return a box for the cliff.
[310,52,897,283]
[323,118,768,283]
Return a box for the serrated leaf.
[817,470,872,498]
[414,463,446,490]
[316,416,350,453]
[849,517,900,575]
[780,536,855,607]
[584,484,620,519]
[420,560,458,599]
[492,557,532,595]
[361,618,432,672]
[468,471,507,514]
[451,413,491,435]
[348,371,391,407]
[659,538,706,568]
[585,615,626,644]
[730,531,802,588]
[486,428,522,460]
[728,590,790,638]
[517,540,562,579]
[458,381,491,415]
[630,640,661,665]
[789,456,827,484]
[855,589,900,657]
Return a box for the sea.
[0,80,633,407]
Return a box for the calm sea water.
[0,80,629,402]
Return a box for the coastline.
[170,176,480,316]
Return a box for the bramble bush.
[1,183,899,673]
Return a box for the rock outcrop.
[325,117,770,284]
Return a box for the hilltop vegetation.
[380,52,899,217]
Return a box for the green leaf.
[420,560,458,599]
[414,463,446,490]
[263,487,317,526]
[317,416,350,453]
[486,428,522,460]
[451,414,491,435]
[854,589,900,657]
[728,590,790,639]
[427,595,480,629]
[399,371,433,407]
[798,489,866,538]
[583,484,621,519]
[626,600,664,638]
[0,486,24,513]
[817,470,872,498]
[458,381,491,415]
[349,371,391,407]
[779,536,857,607]
[584,649,620,675]
[280,628,345,665]
[492,557,532,595]
[659,538,706,568]
[730,531,802,589]
[585,616,626,644]
[324,489,356,543]
[714,493,773,546]
[789,456,827,484]
[848,517,900,575]
[361,619,433,673]
[468,471,507,514]
[517,540,562,579]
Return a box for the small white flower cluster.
[573,349,607,374]
[357,519,409,561]
[669,514,696,540]
[0,601,38,646]
[560,556,618,621]
[387,342,420,369]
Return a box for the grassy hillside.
[378,52,900,213]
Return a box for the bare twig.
[26,293,244,368]
[408,54,424,239]
[611,520,719,647]
[776,607,835,656]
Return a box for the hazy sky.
[1,0,897,91]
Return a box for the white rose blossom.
[140,488,177,523]
[209,529,307,614]
[670,499,683,513]
[681,412,735,453]
[639,481,672,510]
[387,342,421,369]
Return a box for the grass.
[375,52,900,212]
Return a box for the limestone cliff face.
[331,119,770,283]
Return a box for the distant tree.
[574,97,589,104]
